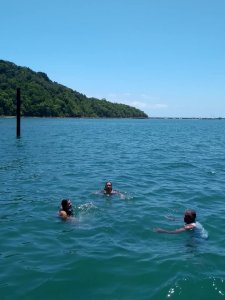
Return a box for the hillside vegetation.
[0,60,148,118]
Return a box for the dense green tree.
[0,60,149,118]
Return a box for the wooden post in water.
[16,88,21,138]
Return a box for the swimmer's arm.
[184,224,195,230]
[154,227,186,234]
[154,224,195,234]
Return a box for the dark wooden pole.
[16,88,21,138]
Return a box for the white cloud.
[106,92,168,113]
[87,91,169,116]
[150,103,168,109]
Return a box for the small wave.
[163,277,225,299]
[118,192,134,200]
[77,202,98,212]
[92,190,134,201]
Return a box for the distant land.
[150,117,225,120]
[0,60,148,118]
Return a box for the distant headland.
[0,60,148,118]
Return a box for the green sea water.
[0,118,225,300]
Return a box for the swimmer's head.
[104,181,112,194]
[61,199,72,210]
[184,209,196,224]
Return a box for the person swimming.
[102,181,120,196]
[154,209,208,239]
[59,199,74,219]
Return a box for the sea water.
[0,118,225,300]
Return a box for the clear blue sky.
[1,0,225,117]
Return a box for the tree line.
[0,60,148,118]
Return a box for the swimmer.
[59,199,73,219]
[154,209,208,239]
[102,181,120,196]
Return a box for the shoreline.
[1,116,225,120]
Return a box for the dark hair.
[61,199,69,210]
[61,199,73,216]
[185,209,196,222]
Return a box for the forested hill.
[0,60,148,118]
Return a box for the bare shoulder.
[59,210,68,219]
[184,223,195,230]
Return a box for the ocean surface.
[1,117,225,300]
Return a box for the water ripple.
[1,118,225,299]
